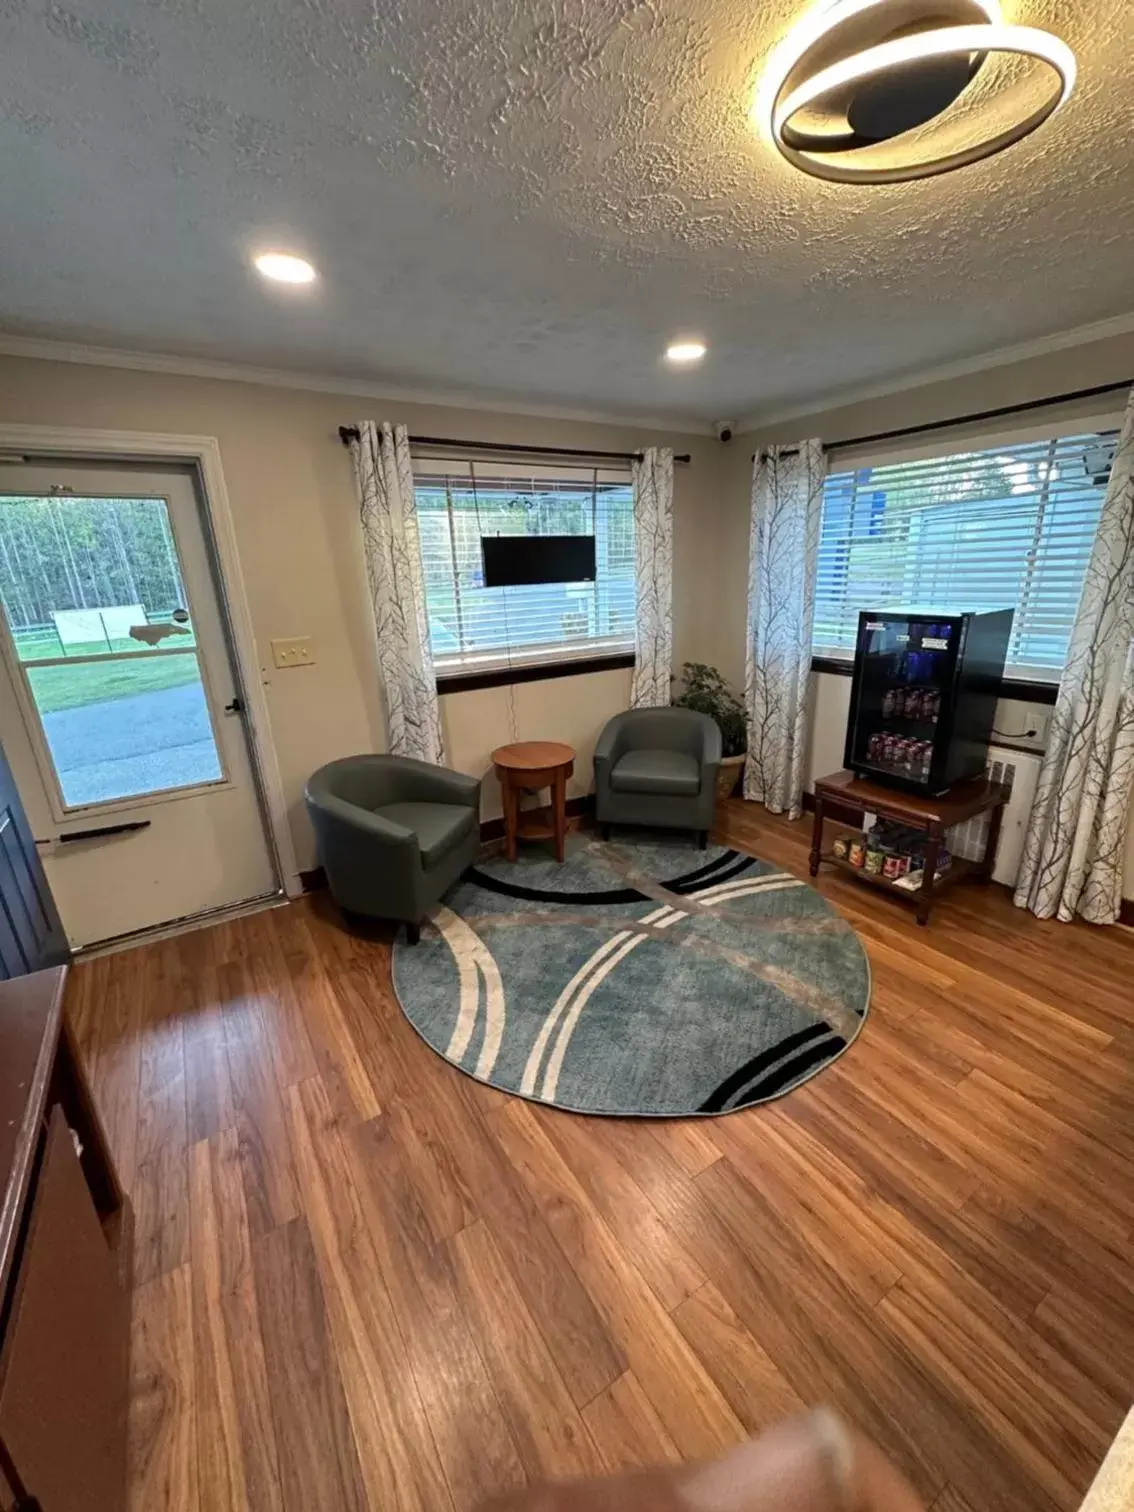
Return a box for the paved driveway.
[44,682,222,807]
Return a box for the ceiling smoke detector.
[755,0,1076,184]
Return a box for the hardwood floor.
[65,802,1134,1512]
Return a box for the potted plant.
[672,662,748,799]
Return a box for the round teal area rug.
[392,836,870,1116]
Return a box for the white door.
[0,462,278,947]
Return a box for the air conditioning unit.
[946,746,1043,887]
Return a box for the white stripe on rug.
[434,904,483,1065]
[540,906,687,1102]
[522,904,676,1096]
[538,878,807,1099]
[473,946,507,1079]
[693,874,802,905]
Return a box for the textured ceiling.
[1,0,1132,424]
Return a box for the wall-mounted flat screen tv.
[481,535,596,587]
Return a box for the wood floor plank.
[648,1119,722,1176]
[690,1154,1044,1509]
[671,1282,807,1432]
[234,911,318,1089]
[930,1489,980,1512]
[384,1093,480,1243]
[877,1274,1114,1510]
[707,1113,904,1307]
[85,798,1133,1512]
[541,1111,708,1312]
[838,1051,1128,1245]
[413,1069,627,1411]
[962,1184,1134,1320]
[251,1216,367,1512]
[490,1101,746,1460]
[135,941,189,1167]
[580,1371,682,1475]
[188,1133,248,1512]
[176,934,237,1145]
[129,1266,197,1512]
[133,1142,190,1286]
[83,972,144,1196]
[218,959,301,1236]
[284,1075,456,1512]
[730,1108,1050,1323]
[448,1218,604,1483]
[790,1071,981,1213]
[1031,1285,1134,1415]
[347,1112,528,1509]
[269,909,378,1123]
[188,1130,283,1512]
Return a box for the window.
[814,429,1118,680]
[414,460,635,674]
[0,492,223,809]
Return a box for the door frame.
[0,424,301,897]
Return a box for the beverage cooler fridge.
[843,610,1014,794]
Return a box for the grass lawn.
[13,631,202,715]
[26,656,201,715]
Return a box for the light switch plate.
[1025,705,1051,745]
[271,636,315,668]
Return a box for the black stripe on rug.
[465,869,647,905]
[731,1035,847,1107]
[467,848,752,908]
[673,854,759,895]
[698,1023,833,1112]
[666,849,740,889]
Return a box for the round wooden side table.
[492,741,576,863]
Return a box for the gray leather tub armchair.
[305,755,481,943]
[594,707,721,846]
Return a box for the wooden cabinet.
[0,969,130,1512]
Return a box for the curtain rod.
[752,377,1133,461]
[338,427,691,465]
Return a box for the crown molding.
[736,309,1134,434]
[0,332,714,437]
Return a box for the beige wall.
[441,668,633,821]
[2,337,1130,902]
[0,353,720,872]
[726,331,1134,900]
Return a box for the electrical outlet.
[271,636,315,668]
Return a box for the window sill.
[437,651,635,695]
[809,655,1060,705]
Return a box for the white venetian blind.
[814,429,1117,679]
[413,458,636,673]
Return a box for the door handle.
[224,697,245,714]
[58,821,151,843]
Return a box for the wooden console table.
[492,741,575,863]
[0,967,131,1512]
[809,769,1008,925]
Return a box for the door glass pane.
[0,494,224,808]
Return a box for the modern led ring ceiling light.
[756,0,1076,183]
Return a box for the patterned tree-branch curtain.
[630,447,674,708]
[349,421,445,764]
[1014,396,1134,924]
[743,440,826,818]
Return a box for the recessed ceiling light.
[254,252,317,284]
[755,0,1075,184]
[666,341,707,364]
